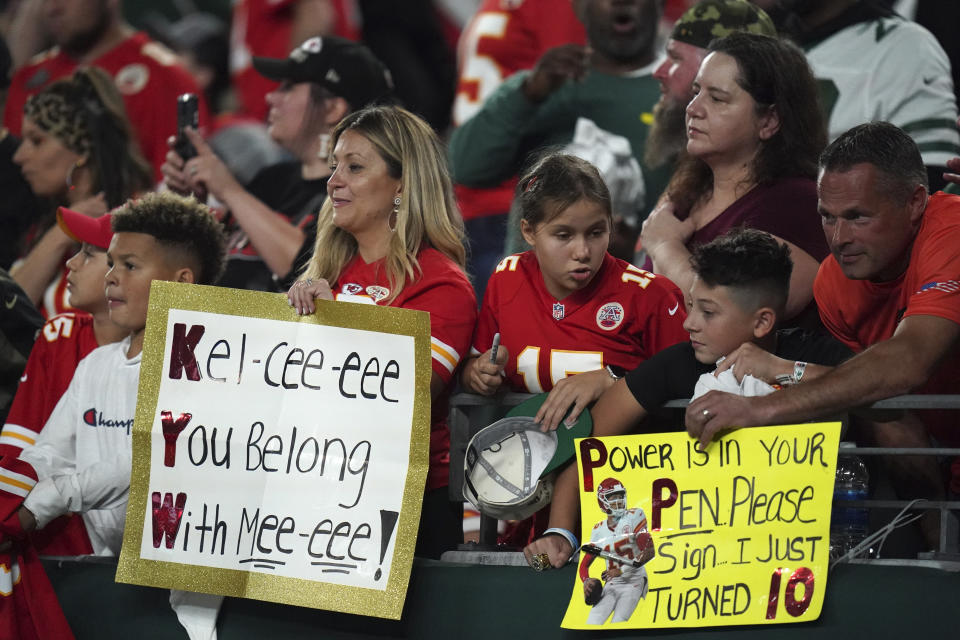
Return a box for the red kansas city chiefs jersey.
[4,32,207,181]
[230,0,361,121]
[334,248,477,385]
[2,314,97,458]
[453,0,585,126]
[1,312,97,555]
[334,247,477,491]
[473,252,687,392]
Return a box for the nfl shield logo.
[552,302,565,321]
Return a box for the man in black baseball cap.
[253,36,395,111]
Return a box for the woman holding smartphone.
[163,36,393,292]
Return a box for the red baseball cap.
[57,207,113,250]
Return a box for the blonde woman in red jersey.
[287,105,476,558]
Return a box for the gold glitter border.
[115,281,431,619]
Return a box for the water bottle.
[830,442,870,560]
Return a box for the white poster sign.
[117,282,431,619]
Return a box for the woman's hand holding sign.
[287,278,334,315]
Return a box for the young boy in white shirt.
[0,192,225,555]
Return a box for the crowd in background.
[1,0,960,290]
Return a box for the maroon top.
[689,176,828,261]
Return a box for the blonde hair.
[303,106,467,302]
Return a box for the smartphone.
[174,93,199,160]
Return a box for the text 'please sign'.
[563,423,841,629]
[116,282,432,619]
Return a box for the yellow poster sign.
[562,422,841,629]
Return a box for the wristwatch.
[775,361,808,386]
[794,361,807,383]
[606,365,626,380]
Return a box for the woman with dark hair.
[11,66,152,315]
[640,32,828,322]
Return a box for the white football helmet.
[597,477,627,518]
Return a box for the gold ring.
[531,553,551,572]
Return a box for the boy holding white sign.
[0,192,226,555]
[523,228,852,569]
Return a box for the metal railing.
[449,392,960,559]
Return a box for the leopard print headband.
[23,91,92,157]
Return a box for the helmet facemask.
[605,490,627,519]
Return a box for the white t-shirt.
[21,336,141,555]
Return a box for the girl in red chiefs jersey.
[462,153,689,432]
[286,105,476,559]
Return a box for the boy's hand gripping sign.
[116,282,432,620]
[563,423,841,629]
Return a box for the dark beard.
[61,1,112,58]
[643,98,687,170]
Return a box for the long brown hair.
[667,32,825,214]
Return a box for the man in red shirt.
[688,122,960,494]
[3,0,207,181]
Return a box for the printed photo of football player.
[581,477,654,625]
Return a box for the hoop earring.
[65,160,82,191]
